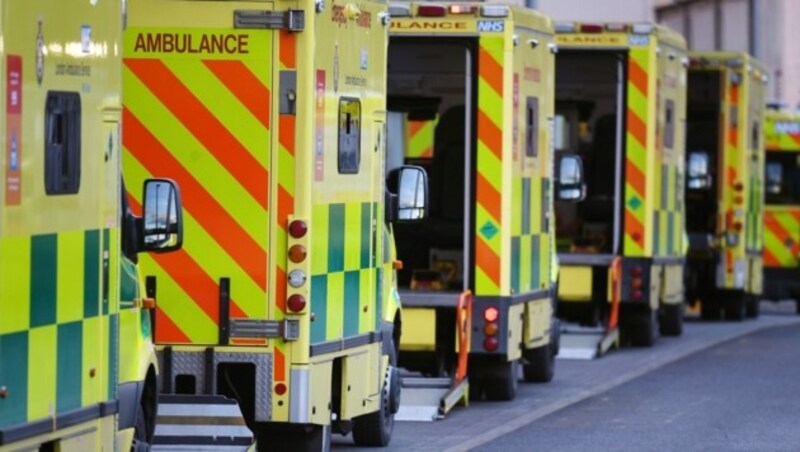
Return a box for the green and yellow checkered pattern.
[511,177,551,294]
[0,229,118,427]
[309,202,379,343]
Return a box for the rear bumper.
[763,266,800,300]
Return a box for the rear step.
[395,376,469,422]
[395,290,472,422]
[152,395,254,451]
[557,324,619,360]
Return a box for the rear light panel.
[417,4,446,17]
[579,23,603,33]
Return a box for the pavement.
[332,300,800,451]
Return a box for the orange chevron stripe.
[155,306,192,343]
[408,120,427,138]
[124,58,269,209]
[275,348,286,382]
[124,108,268,291]
[478,109,503,160]
[729,83,739,104]
[279,115,296,156]
[765,214,799,254]
[627,107,647,147]
[763,247,781,267]
[475,236,501,286]
[624,210,645,246]
[476,173,502,223]
[479,46,503,96]
[203,60,271,130]
[791,210,800,223]
[629,59,648,96]
[280,30,297,69]
[626,159,646,197]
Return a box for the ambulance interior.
[685,71,722,235]
[386,39,475,293]
[554,50,625,255]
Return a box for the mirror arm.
[134,217,145,253]
[385,190,398,223]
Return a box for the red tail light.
[289,220,307,239]
[580,24,603,33]
[631,290,643,301]
[630,265,643,277]
[483,337,499,352]
[287,294,306,312]
[275,383,287,395]
[418,5,446,16]
[484,306,499,323]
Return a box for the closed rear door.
[123,9,274,345]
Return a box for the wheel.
[724,292,746,321]
[256,423,330,452]
[352,344,396,447]
[659,304,684,336]
[630,307,656,347]
[131,405,151,452]
[700,300,720,320]
[522,343,554,383]
[484,359,519,401]
[745,295,760,318]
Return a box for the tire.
[484,359,519,401]
[659,304,684,336]
[745,295,760,318]
[131,405,151,452]
[352,344,396,447]
[522,344,554,383]
[724,292,746,321]
[256,423,330,452]
[630,307,656,347]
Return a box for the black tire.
[795,299,800,315]
[659,304,684,336]
[256,423,330,452]
[131,405,151,452]
[522,343,555,383]
[630,307,656,347]
[484,359,518,401]
[700,300,720,321]
[724,292,746,321]
[352,344,396,447]
[746,295,760,318]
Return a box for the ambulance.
[685,52,767,320]
[0,1,183,450]
[553,22,688,354]
[762,107,800,313]
[386,2,572,406]
[122,0,422,449]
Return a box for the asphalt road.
[333,301,800,451]
[475,318,800,451]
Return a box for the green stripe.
[108,314,119,398]
[31,234,57,328]
[360,202,371,269]
[310,275,327,343]
[522,178,531,235]
[511,237,521,293]
[328,204,345,273]
[344,271,360,336]
[84,230,100,318]
[57,321,83,413]
[530,235,540,289]
[102,229,110,315]
[0,332,29,425]
[375,268,383,330]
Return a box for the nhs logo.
[478,20,505,33]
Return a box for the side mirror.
[765,162,783,194]
[141,179,183,253]
[687,152,712,190]
[386,166,428,223]
[555,155,585,201]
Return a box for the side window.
[45,92,81,195]
[338,98,361,174]
[526,97,539,157]
[664,98,675,149]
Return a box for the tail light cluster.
[629,264,644,301]
[286,219,309,313]
[483,306,500,351]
